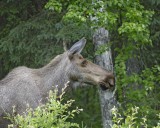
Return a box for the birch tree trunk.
[63,40,68,51]
[93,28,117,128]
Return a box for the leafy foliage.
[112,106,160,128]
[64,86,102,127]
[1,11,62,65]
[108,0,160,126]
[7,88,82,128]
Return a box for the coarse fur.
[0,38,114,127]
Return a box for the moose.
[0,38,114,127]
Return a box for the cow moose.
[0,38,114,127]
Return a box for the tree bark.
[63,40,68,51]
[93,28,117,128]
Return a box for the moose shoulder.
[0,38,114,127]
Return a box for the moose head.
[66,38,115,90]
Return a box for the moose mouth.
[99,82,111,90]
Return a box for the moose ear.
[68,37,86,58]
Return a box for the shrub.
[112,106,160,128]
[7,87,82,128]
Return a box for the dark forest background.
[0,0,160,127]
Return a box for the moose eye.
[81,60,87,67]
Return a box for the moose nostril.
[99,82,109,90]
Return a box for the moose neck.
[37,52,71,94]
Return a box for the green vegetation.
[112,106,160,128]
[0,0,160,127]
[7,88,82,128]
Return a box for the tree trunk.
[93,28,117,128]
[63,40,68,51]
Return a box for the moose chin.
[0,37,114,127]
